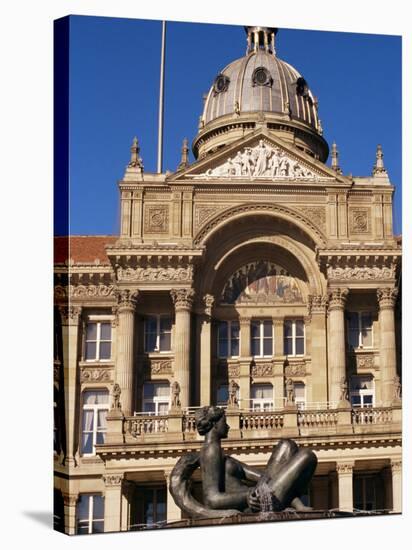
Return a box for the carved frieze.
[296,206,326,231]
[284,363,306,377]
[327,266,395,280]
[144,205,169,233]
[349,208,370,234]
[228,364,240,378]
[55,284,115,300]
[80,367,113,383]
[356,354,376,370]
[116,265,193,283]
[336,463,354,475]
[149,359,173,375]
[251,363,273,377]
[198,140,331,181]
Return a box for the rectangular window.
[81,390,109,455]
[251,384,274,411]
[353,475,384,511]
[218,321,240,358]
[144,315,172,352]
[347,312,373,349]
[76,494,104,534]
[294,382,306,410]
[131,486,167,529]
[85,321,112,361]
[251,320,273,357]
[142,382,170,415]
[284,320,305,356]
[216,384,239,406]
[350,375,374,408]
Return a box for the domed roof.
[193,27,328,162]
[202,49,319,131]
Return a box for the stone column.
[62,492,78,535]
[120,480,133,531]
[199,294,214,406]
[390,459,402,513]
[239,317,251,408]
[336,462,354,512]
[164,470,182,523]
[377,288,398,406]
[327,288,349,406]
[170,288,194,408]
[308,296,328,404]
[272,317,283,357]
[59,305,81,468]
[115,290,139,416]
[103,474,124,533]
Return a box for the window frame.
[80,389,110,457]
[350,375,375,408]
[347,311,374,350]
[76,494,104,535]
[144,314,173,353]
[283,319,305,357]
[293,381,306,410]
[250,319,273,358]
[217,320,240,358]
[84,319,112,362]
[142,381,170,416]
[250,383,274,411]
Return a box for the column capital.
[239,316,251,327]
[336,461,354,475]
[170,288,195,311]
[327,288,349,311]
[103,473,124,487]
[62,492,78,506]
[272,316,284,327]
[116,289,139,313]
[58,305,82,326]
[377,287,398,310]
[390,459,402,473]
[307,294,328,317]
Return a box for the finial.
[128,136,143,170]
[245,26,278,55]
[331,141,342,175]
[373,144,387,176]
[317,118,323,136]
[178,137,189,171]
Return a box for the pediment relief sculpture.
[196,140,331,181]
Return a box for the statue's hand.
[247,489,261,512]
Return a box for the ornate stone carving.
[307,294,328,316]
[356,354,375,370]
[285,378,295,403]
[203,294,215,316]
[390,460,402,473]
[150,359,173,375]
[58,305,82,325]
[171,381,181,407]
[103,474,124,487]
[297,206,326,231]
[116,289,139,312]
[54,285,67,299]
[327,288,349,311]
[116,265,194,283]
[112,383,121,409]
[70,284,115,297]
[228,380,239,406]
[336,463,354,475]
[200,140,327,180]
[393,374,402,402]
[350,209,370,233]
[144,205,169,233]
[194,205,228,230]
[377,288,398,309]
[251,363,273,377]
[228,364,240,378]
[327,266,395,280]
[170,288,195,311]
[284,363,306,376]
[80,368,112,383]
[339,377,349,402]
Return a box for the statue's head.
[195,406,229,438]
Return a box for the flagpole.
[157,20,166,174]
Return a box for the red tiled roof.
[54,236,117,264]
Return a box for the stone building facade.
[53,26,402,534]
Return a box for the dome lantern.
[245,26,278,55]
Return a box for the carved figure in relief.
[339,377,349,403]
[253,140,271,176]
[285,378,295,403]
[171,381,181,408]
[233,152,243,176]
[228,380,239,406]
[241,147,254,177]
[393,375,401,401]
[112,383,121,409]
[169,407,317,518]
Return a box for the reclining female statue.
[169,406,317,519]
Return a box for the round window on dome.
[252,67,273,87]
[213,74,230,95]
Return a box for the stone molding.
[327,288,349,311]
[103,474,124,487]
[116,289,139,313]
[116,265,194,283]
[170,288,195,311]
[284,362,307,377]
[149,358,173,375]
[80,367,113,383]
[377,288,398,310]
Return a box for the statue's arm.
[227,457,262,483]
[201,448,249,511]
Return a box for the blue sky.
[64,15,402,235]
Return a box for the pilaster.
[336,461,354,512]
[103,473,124,533]
[199,294,214,406]
[377,288,398,405]
[390,459,402,513]
[62,492,78,535]
[164,470,182,522]
[327,288,348,405]
[307,295,328,403]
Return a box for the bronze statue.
[170,406,317,518]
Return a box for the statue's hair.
[195,406,225,435]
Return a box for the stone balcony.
[98,404,402,459]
